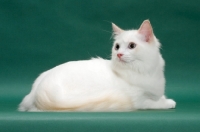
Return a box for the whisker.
[101,29,112,34]
[103,20,112,24]
[105,54,112,60]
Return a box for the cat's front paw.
[166,99,176,109]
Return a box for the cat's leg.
[140,96,176,109]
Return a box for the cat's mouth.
[118,58,133,63]
[119,59,127,63]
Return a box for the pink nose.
[117,53,123,58]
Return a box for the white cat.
[18,20,176,112]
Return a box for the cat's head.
[111,20,162,71]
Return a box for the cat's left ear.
[138,20,154,42]
[112,23,124,35]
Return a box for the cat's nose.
[117,53,123,58]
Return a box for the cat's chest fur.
[112,60,165,99]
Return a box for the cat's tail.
[18,93,39,112]
[18,71,49,112]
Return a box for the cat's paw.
[166,99,176,109]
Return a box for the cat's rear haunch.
[18,20,176,112]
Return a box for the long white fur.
[18,20,176,112]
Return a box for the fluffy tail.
[18,93,39,112]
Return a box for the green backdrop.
[0,0,200,132]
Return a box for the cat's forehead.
[118,30,138,43]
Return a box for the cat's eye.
[115,43,120,50]
[128,42,136,49]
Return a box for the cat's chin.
[113,59,134,67]
[119,59,129,63]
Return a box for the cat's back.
[50,57,112,77]
[36,58,114,90]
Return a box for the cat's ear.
[112,23,124,35]
[138,20,154,42]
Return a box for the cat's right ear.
[112,23,124,35]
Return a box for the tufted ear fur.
[112,23,124,35]
[138,20,154,42]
